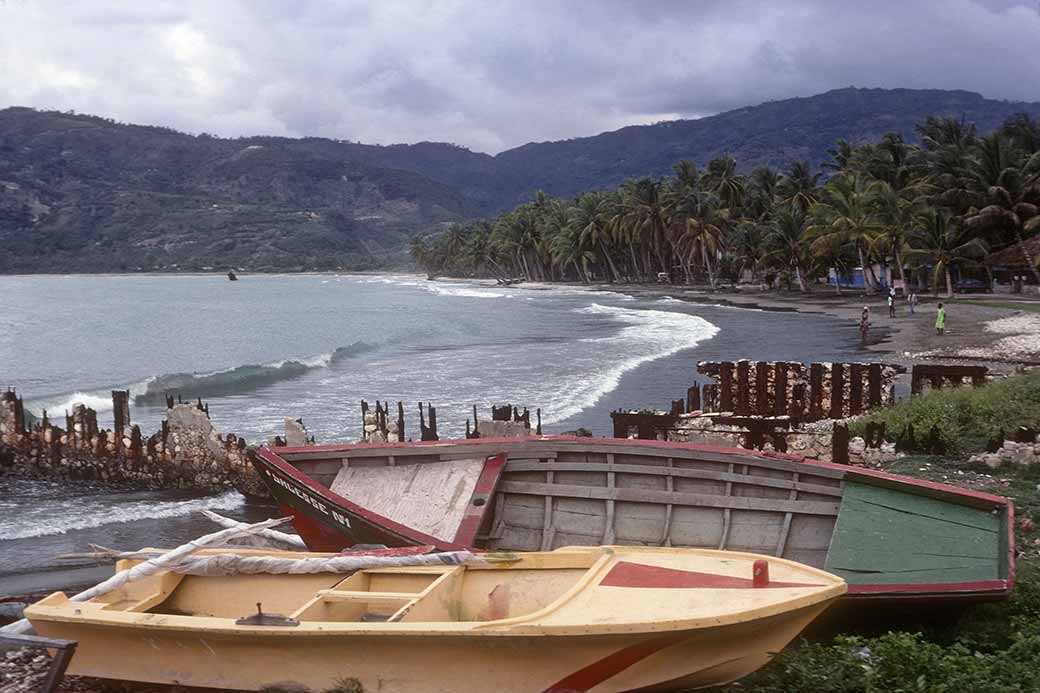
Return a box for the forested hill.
[2,87,1039,272]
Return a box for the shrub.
[849,371,1040,455]
[733,631,1040,692]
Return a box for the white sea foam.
[0,490,245,540]
[423,285,509,299]
[657,296,683,304]
[538,303,719,424]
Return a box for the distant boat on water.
[228,270,239,281]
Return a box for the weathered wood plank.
[775,473,798,556]
[504,461,843,497]
[497,481,839,515]
[540,469,556,550]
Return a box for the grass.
[849,370,1040,455]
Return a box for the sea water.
[0,273,858,592]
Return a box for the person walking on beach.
[887,289,896,318]
[860,306,870,345]
[935,302,945,336]
[908,291,918,314]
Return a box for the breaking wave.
[540,303,719,424]
[133,342,374,403]
[26,342,374,414]
[0,490,245,541]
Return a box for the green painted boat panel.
[825,481,1002,585]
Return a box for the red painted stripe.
[600,561,824,589]
[846,579,1009,596]
[1007,501,1017,592]
[453,453,506,546]
[543,635,684,692]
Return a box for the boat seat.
[317,590,417,604]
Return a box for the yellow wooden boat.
[25,546,845,692]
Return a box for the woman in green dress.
[935,303,945,336]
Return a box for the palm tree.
[704,155,746,209]
[906,209,989,297]
[777,161,820,213]
[806,175,887,292]
[823,138,855,172]
[764,205,811,292]
[615,178,671,279]
[962,133,1040,283]
[680,191,728,291]
[573,192,621,282]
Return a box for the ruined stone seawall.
[0,389,269,497]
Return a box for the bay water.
[0,274,858,593]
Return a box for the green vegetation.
[3,88,1040,273]
[414,114,1040,295]
[850,370,1040,454]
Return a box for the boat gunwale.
[24,547,846,638]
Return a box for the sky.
[1,0,1038,154]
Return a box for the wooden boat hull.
[254,436,1015,603]
[32,605,829,691]
[26,546,845,692]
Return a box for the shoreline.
[537,280,1040,374]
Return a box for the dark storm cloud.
[1,0,1037,153]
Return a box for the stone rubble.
[968,437,1040,470]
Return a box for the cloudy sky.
[1,0,1038,153]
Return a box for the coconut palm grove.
[411,114,1040,296]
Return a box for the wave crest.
[0,490,244,541]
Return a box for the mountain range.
[2,87,1039,272]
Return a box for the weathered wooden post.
[702,384,716,413]
[397,401,406,442]
[736,360,750,416]
[536,408,542,435]
[129,425,143,461]
[868,363,883,406]
[809,363,824,421]
[829,363,845,420]
[832,423,850,465]
[774,363,788,417]
[360,400,369,439]
[849,364,864,416]
[719,362,734,412]
[111,390,131,435]
[755,361,769,415]
[687,385,700,413]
